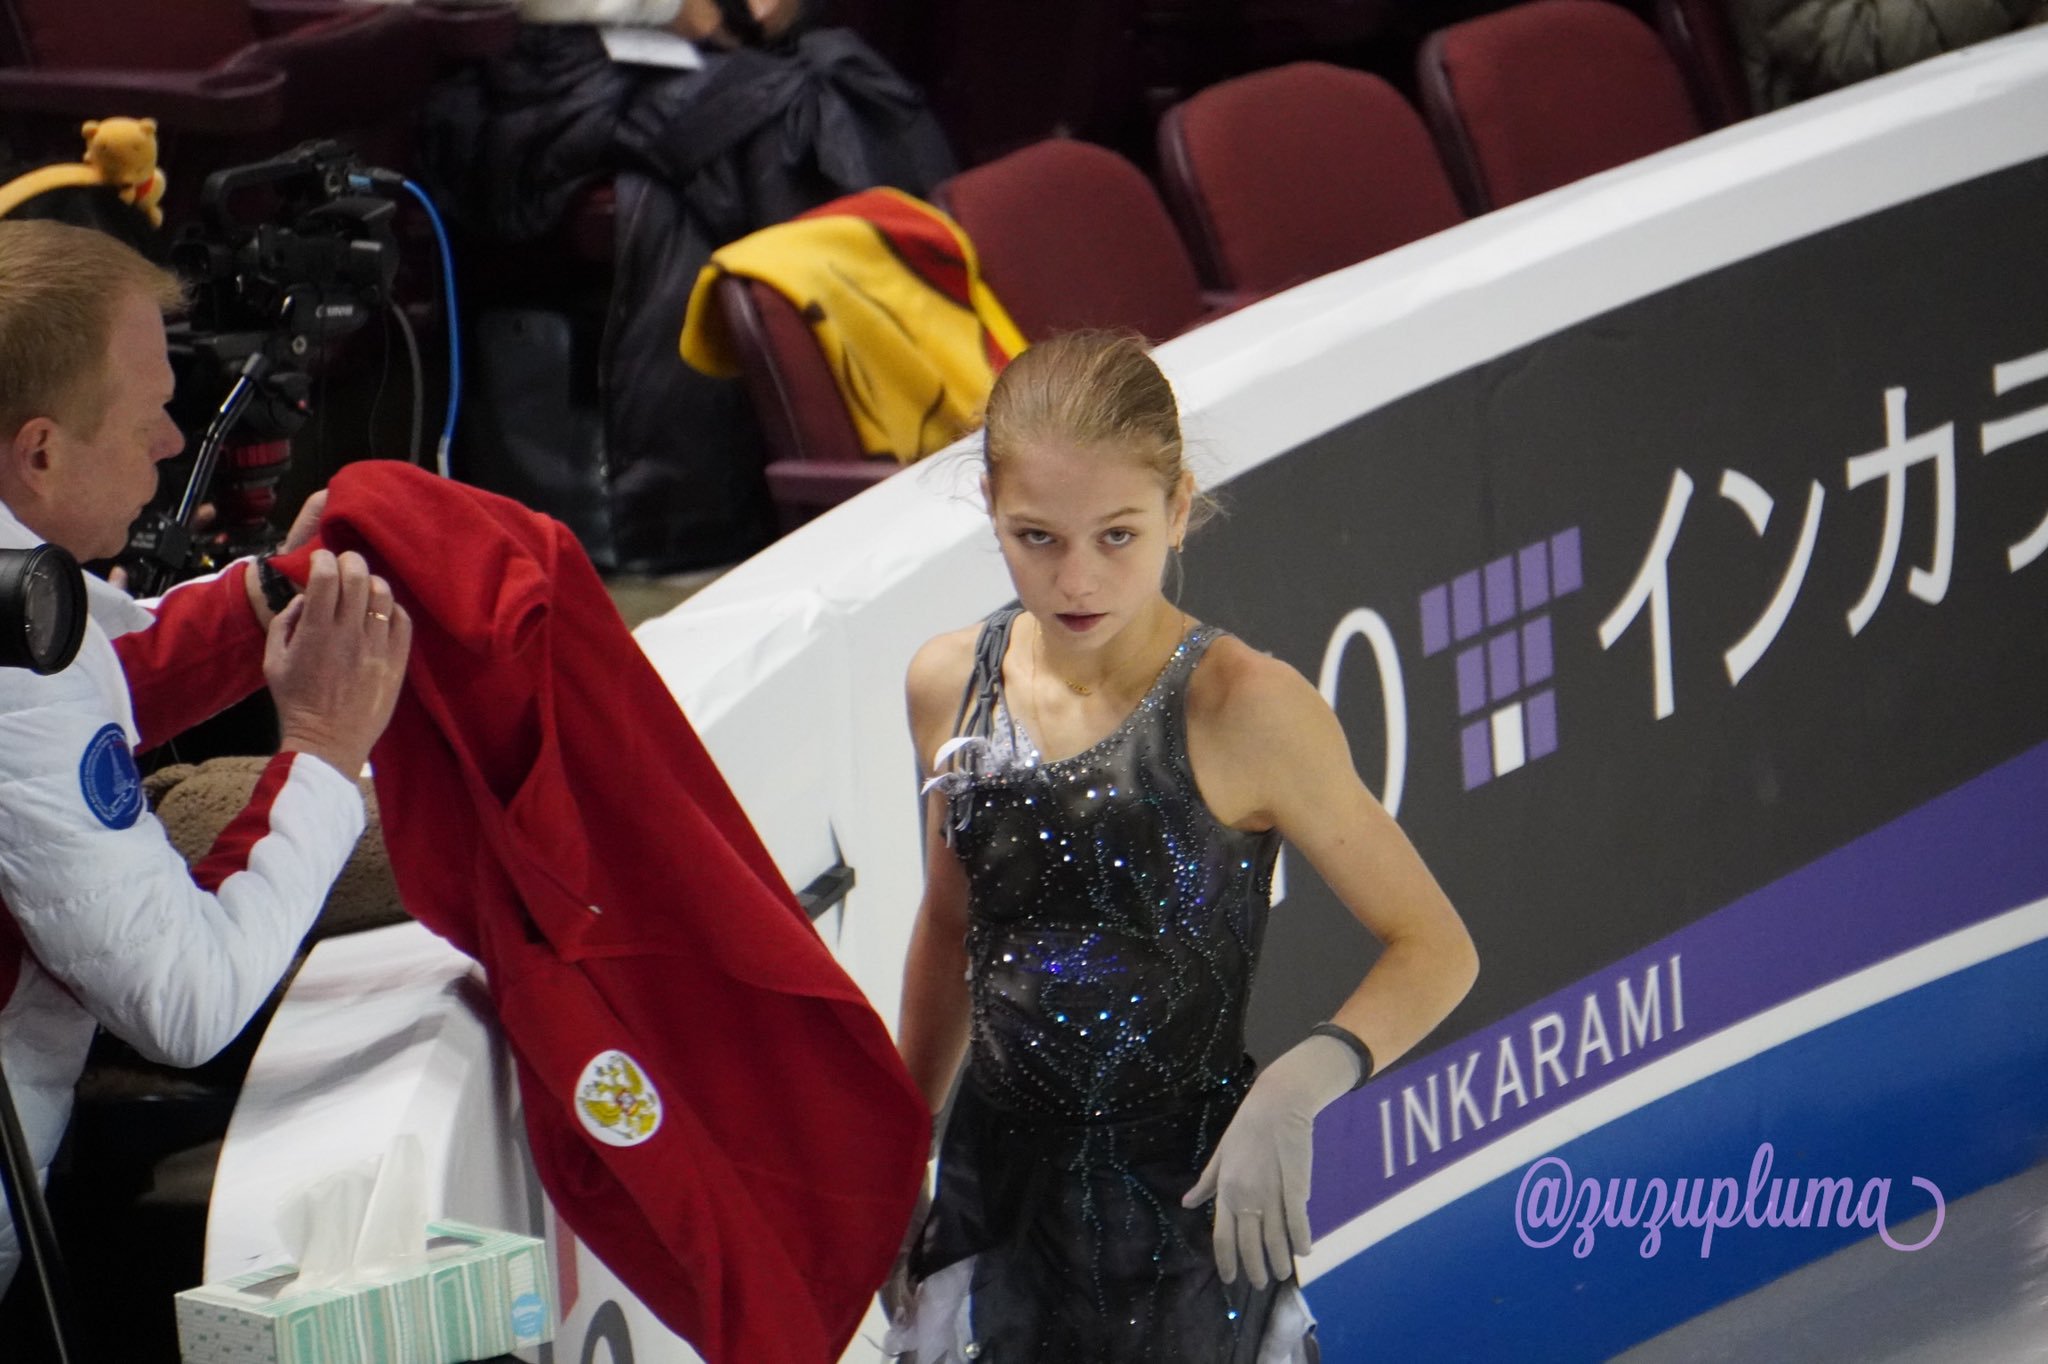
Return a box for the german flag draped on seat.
[682,187,1027,463]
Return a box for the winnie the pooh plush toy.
[83,117,168,226]
[0,116,168,226]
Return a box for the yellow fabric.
[681,188,1027,464]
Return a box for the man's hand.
[280,490,326,555]
[266,548,411,778]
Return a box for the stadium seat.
[1158,61,1464,296]
[723,137,1222,525]
[1417,0,1703,215]
[934,138,1210,343]
[711,274,897,529]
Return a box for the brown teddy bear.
[145,755,407,939]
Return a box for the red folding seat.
[711,276,896,530]
[720,138,1216,528]
[716,138,1212,528]
[934,138,1209,344]
[1158,61,1464,296]
[1417,0,1704,215]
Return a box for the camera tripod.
[0,1052,85,1361]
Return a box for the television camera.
[120,141,404,597]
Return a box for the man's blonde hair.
[0,220,184,441]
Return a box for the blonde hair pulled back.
[981,330,1214,528]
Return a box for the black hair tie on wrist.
[255,553,300,616]
[1309,1022,1377,1091]
[713,0,767,46]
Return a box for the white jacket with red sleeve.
[0,500,363,1293]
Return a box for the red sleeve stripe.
[192,752,298,894]
[114,563,268,754]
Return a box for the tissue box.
[175,1220,554,1364]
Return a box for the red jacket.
[276,462,928,1362]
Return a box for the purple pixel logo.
[1419,529,1583,790]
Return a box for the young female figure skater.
[889,332,1478,1362]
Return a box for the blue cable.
[356,173,462,477]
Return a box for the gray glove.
[1181,1033,1363,1289]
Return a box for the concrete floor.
[603,565,729,631]
[1611,1161,2048,1364]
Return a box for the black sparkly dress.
[888,608,1317,1363]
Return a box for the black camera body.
[121,142,402,597]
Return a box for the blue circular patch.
[79,724,143,830]
[509,1291,545,1341]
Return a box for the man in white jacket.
[0,220,412,1293]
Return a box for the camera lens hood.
[0,543,88,675]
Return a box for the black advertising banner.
[1186,155,2048,1174]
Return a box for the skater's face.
[985,437,1192,649]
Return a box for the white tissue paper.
[175,1135,552,1364]
[274,1134,426,1295]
